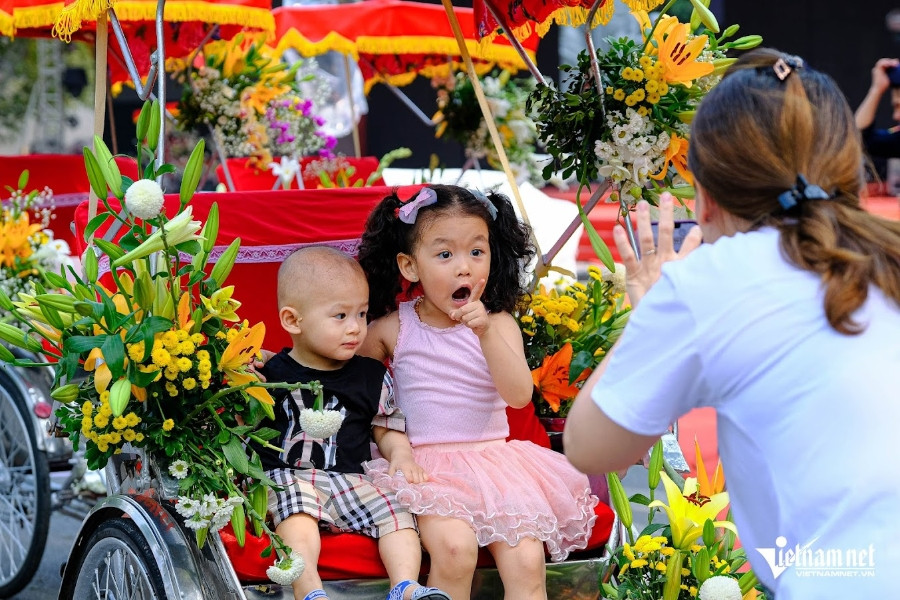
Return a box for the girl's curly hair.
[358,184,535,320]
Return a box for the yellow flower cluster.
[80,391,144,454]
[605,54,671,117]
[520,281,588,337]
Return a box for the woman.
[564,48,900,599]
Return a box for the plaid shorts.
[266,468,416,538]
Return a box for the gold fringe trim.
[53,0,115,41]
[621,0,666,11]
[112,1,274,33]
[477,3,615,50]
[51,0,273,41]
[0,9,14,37]
[362,61,495,95]
[274,30,534,73]
[14,2,64,30]
[274,28,360,59]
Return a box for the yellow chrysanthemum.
[125,413,141,427]
[123,429,136,442]
[162,419,175,432]
[151,347,172,368]
[93,414,109,428]
[112,416,128,430]
[176,357,193,372]
[183,378,197,391]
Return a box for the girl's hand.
[612,193,702,308]
[389,455,427,484]
[449,278,489,336]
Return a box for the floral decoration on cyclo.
[516,265,629,418]
[0,100,314,586]
[0,173,72,322]
[432,69,542,184]
[169,35,336,170]
[527,0,761,209]
[603,440,767,600]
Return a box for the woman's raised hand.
[612,193,702,308]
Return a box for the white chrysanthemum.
[168,460,190,480]
[299,408,344,439]
[183,513,210,531]
[174,496,202,519]
[602,264,627,296]
[267,551,305,586]
[199,493,220,518]
[210,503,236,531]
[124,179,165,220]
[698,576,742,600]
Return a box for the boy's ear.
[396,252,419,282]
[279,306,303,335]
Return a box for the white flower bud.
[124,179,165,220]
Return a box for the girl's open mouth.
[452,286,471,302]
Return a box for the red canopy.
[273,0,538,93]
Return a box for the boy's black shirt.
[256,349,388,474]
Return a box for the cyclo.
[42,183,620,600]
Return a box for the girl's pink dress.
[365,300,598,562]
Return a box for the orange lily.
[651,133,694,185]
[531,343,589,413]
[177,292,194,331]
[631,10,679,55]
[655,23,714,86]
[0,212,42,268]
[219,322,273,405]
[694,437,725,496]
[84,347,113,393]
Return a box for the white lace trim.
[96,238,360,276]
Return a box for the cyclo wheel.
[68,518,167,599]
[0,373,51,598]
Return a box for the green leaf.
[94,238,127,262]
[628,493,651,506]
[175,240,202,255]
[118,230,141,252]
[100,334,126,380]
[217,429,232,445]
[222,436,250,475]
[569,350,594,383]
[43,271,69,290]
[252,427,280,442]
[84,212,112,242]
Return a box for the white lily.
[268,156,301,189]
[112,207,203,268]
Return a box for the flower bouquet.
[0,172,72,320]
[432,69,542,183]
[603,440,766,600]
[517,265,630,417]
[527,1,761,207]
[0,100,311,585]
[170,36,336,170]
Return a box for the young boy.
[257,246,449,600]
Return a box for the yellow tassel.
[114,1,274,37]
[52,0,115,42]
[622,0,667,11]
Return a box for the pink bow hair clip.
[397,187,438,224]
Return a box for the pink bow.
[397,188,438,224]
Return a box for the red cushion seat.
[215,156,384,191]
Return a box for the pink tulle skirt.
[364,439,598,562]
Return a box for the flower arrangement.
[527,1,761,206]
[603,440,766,600]
[0,172,72,318]
[432,69,542,183]
[517,265,630,417]
[170,36,336,169]
[0,100,312,585]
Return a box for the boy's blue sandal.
[387,579,451,600]
[303,590,328,600]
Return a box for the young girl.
[358,184,598,600]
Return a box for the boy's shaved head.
[277,246,366,309]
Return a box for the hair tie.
[777,174,830,210]
[772,55,804,81]
[469,189,498,220]
[396,187,438,224]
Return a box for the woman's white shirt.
[591,227,900,598]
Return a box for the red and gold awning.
[3,0,274,84]
[273,0,539,93]
[473,0,664,45]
